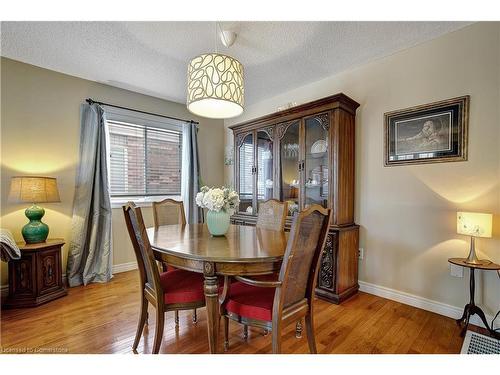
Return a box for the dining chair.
[123,202,206,354]
[220,204,332,354]
[152,198,199,324]
[256,199,288,231]
[239,199,288,339]
[152,198,186,227]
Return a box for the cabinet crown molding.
[229,93,360,131]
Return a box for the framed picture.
[384,96,469,166]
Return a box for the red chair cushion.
[160,269,205,305]
[224,281,277,321]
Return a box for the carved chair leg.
[192,309,198,323]
[223,315,229,351]
[152,308,165,354]
[243,324,248,340]
[145,310,149,326]
[132,297,148,352]
[295,320,303,338]
[305,314,317,354]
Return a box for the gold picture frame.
[384,96,469,166]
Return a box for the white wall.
[1,58,225,286]
[225,22,500,319]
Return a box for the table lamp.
[8,176,61,244]
[456,211,492,265]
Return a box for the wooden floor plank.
[0,270,467,354]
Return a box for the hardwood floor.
[0,270,467,354]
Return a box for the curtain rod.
[85,98,199,125]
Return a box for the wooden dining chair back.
[123,202,163,303]
[278,205,331,310]
[256,199,288,231]
[152,198,186,227]
[220,204,331,354]
[123,202,206,354]
[152,198,199,324]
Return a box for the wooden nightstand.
[4,239,67,308]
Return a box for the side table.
[448,257,500,339]
[4,239,67,308]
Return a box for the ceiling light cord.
[215,21,218,54]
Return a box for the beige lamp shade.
[187,53,244,119]
[8,176,61,203]
[457,212,492,238]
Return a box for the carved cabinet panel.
[12,258,36,296]
[5,240,67,308]
[317,233,337,291]
[315,227,359,304]
[37,248,61,295]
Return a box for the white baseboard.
[358,280,495,330]
[112,261,138,274]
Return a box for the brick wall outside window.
[107,120,182,197]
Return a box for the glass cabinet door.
[279,121,300,216]
[304,114,329,209]
[256,130,274,211]
[238,133,254,214]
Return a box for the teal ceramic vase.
[22,204,49,244]
[206,210,230,236]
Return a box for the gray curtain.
[181,121,203,224]
[67,103,112,286]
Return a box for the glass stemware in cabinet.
[279,121,300,216]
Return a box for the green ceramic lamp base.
[22,204,49,244]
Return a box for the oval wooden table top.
[147,223,288,263]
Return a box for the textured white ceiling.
[1,21,470,105]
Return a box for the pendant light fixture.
[187,22,244,119]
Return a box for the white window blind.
[239,142,253,200]
[107,120,182,197]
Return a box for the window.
[107,120,182,198]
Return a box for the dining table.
[147,223,288,354]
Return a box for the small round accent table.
[448,257,500,339]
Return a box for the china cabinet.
[229,93,360,303]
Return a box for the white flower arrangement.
[195,186,240,215]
